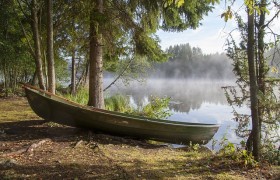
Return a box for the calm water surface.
[104,78,250,150]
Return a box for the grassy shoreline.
[0,97,279,179]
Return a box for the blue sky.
[156,2,280,54]
[156,4,231,54]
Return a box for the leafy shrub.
[218,137,258,167]
[261,142,280,165]
[133,96,172,119]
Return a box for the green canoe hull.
[23,84,219,145]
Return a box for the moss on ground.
[0,97,39,122]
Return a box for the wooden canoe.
[22,83,219,144]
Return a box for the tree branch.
[103,58,134,91]
[264,9,280,27]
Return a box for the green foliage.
[223,0,280,163]
[236,150,258,167]
[219,141,236,156]
[165,0,185,8]
[62,87,89,105]
[161,0,218,32]
[62,88,172,120]
[105,94,133,113]
[244,0,270,15]
[0,0,221,98]
[105,94,172,120]
[137,96,172,119]
[218,138,258,168]
[188,141,200,152]
[0,0,35,94]
[221,6,233,22]
[54,56,70,83]
[261,139,280,165]
[133,32,168,62]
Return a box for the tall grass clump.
[62,88,89,105]
[105,95,172,119]
[61,87,172,120]
[105,94,133,113]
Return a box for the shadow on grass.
[0,119,164,149]
[0,163,132,179]
[1,155,277,179]
[1,120,277,179]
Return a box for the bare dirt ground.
[0,97,279,179]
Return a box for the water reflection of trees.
[105,79,233,113]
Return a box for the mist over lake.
[104,78,250,150]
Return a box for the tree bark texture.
[46,0,56,94]
[247,8,260,161]
[71,50,76,95]
[31,0,45,90]
[257,0,266,135]
[88,0,104,108]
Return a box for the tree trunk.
[3,60,8,97]
[76,59,88,89]
[88,0,104,108]
[46,0,55,94]
[247,8,260,161]
[71,50,76,95]
[257,0,266,135]
[31,0,45,90]
[31,70,37,85]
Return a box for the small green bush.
[133,96,172,119]
[218,139,258,168]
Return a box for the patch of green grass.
[105,94,132,113]
[0,98,39,122]
[62,88,89,105]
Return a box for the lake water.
[104,78,250,150]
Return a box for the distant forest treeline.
[150,43,235,79]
